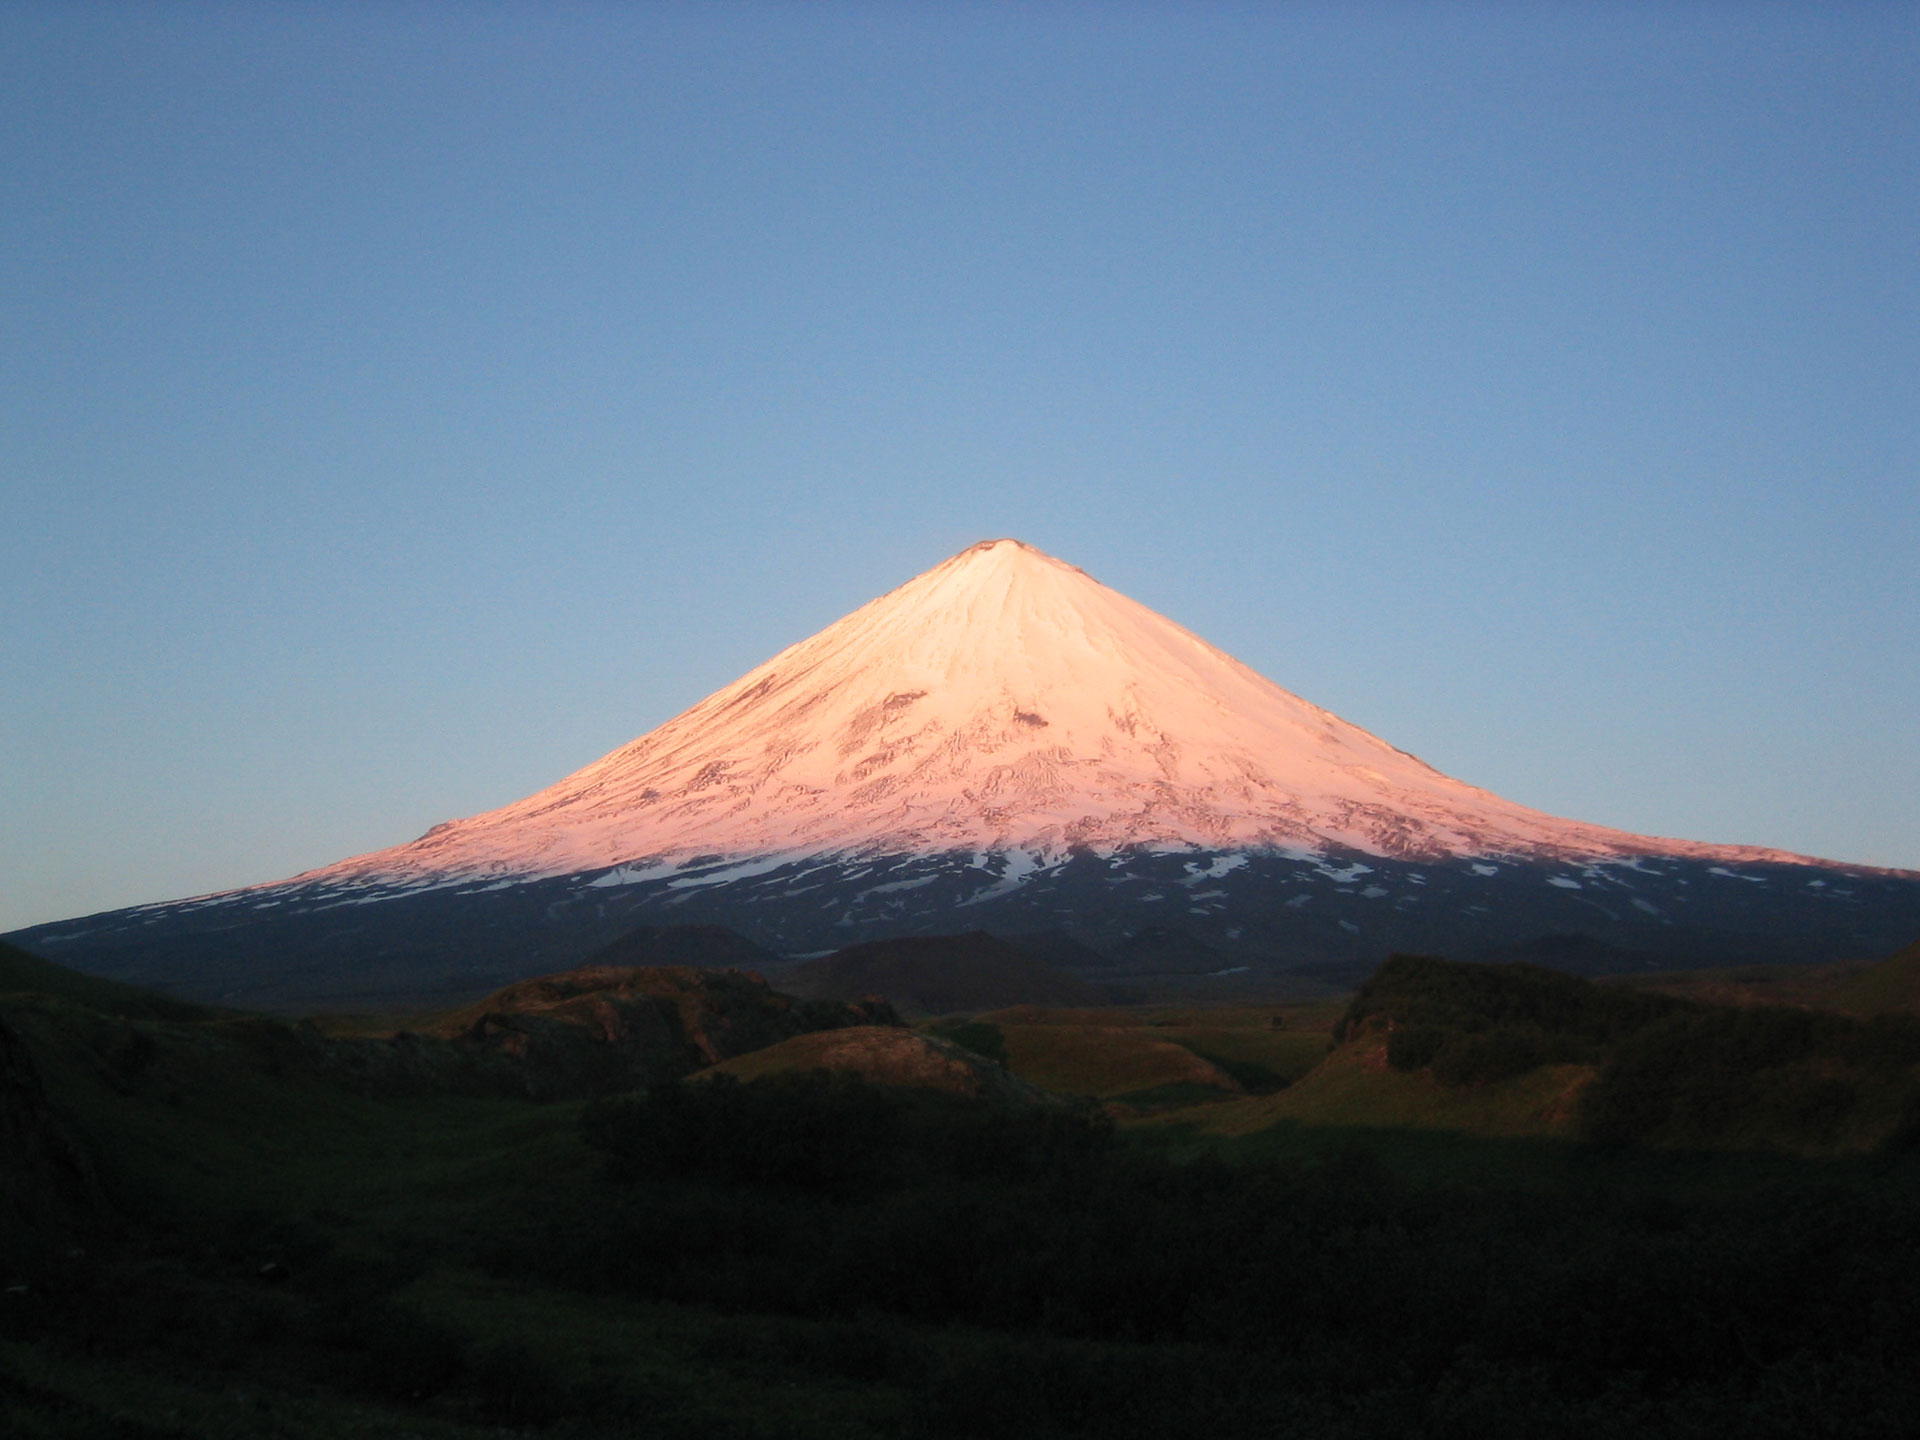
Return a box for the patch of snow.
[955,848,1052,906]
[666,856,792,890]
[1183,855,1249,883]
[1318,862,1374,884]
[866,875,939,895]
[588,860,681,889]
[1547,877,1583,890]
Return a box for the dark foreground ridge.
[6,939,1920,1436]
[1339,951,1920,1150]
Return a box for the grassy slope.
[975,1002,1337,1103]
[1156,1033,1592,1139]
[1831,938,1920,1016]
[0,938,215,1021]
[700,1026,1003,1097]
[995,1025,1236,1098]
[3,993,583,1246]
[0,985,919,1438]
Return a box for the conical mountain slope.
[18,539,1919,1009]
[308,538,1810,890]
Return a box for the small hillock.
[1334,952,1920,1151]
[0,937,213,1022]
[700,1025,1059,1104]
[1337,952,1695,1084]
[956,1019,1244,1107]
[425,964,896,1100]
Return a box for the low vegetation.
[953,1004,1332,1110]
[1337,951,1920,1152]
[5,939,1920,1435]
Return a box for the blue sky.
[3,2,1915,933]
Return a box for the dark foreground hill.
[1327,950,1920,1151]
[427,962,896,1099]
[0,937,213,1021]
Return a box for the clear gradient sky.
[3,2,1916,934]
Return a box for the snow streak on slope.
[290,539,1825,892]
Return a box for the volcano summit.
[15,540,1919,1006]
[274,538,1821,875]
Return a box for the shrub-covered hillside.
[1339,951,1920,1151]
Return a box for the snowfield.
[248,538,1848,900]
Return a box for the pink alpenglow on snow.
[298,539,1832,892]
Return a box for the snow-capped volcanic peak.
[304,538,1815,890]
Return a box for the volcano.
[286,538,1829,877]
[14,540,1919,1006]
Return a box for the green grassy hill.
[701,1025,1058,1104]
[1168,1037,1593,1141]
[952,1003,1333,1110]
